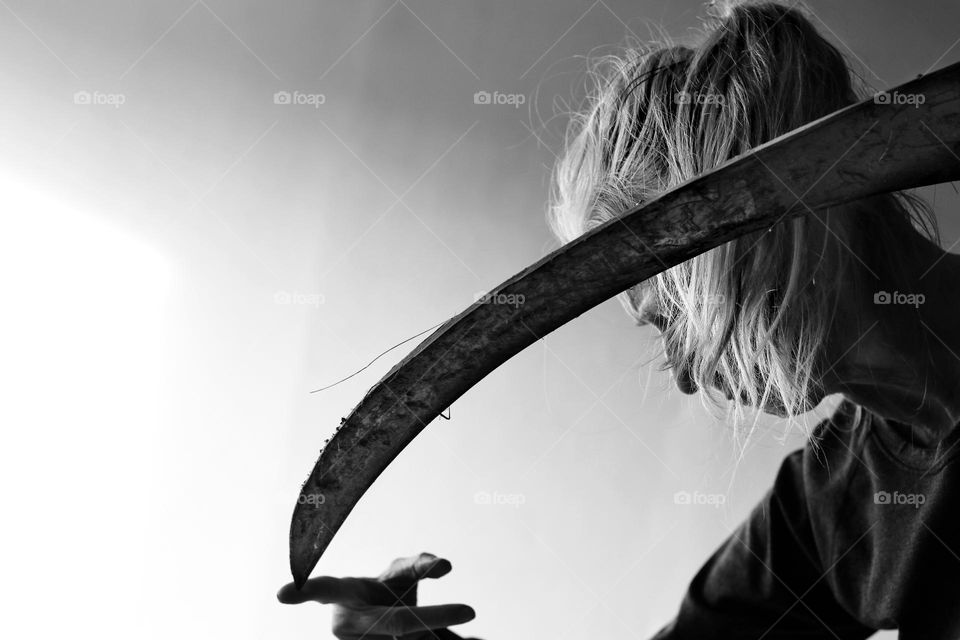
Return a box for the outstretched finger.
[426,629,486,640]
[277,576,365,605]
[342,603,476,637]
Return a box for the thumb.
[378,552,452,582]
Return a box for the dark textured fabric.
[652,399,960,639]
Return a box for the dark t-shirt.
[651,399,960,639]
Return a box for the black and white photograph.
[4,0,960,638]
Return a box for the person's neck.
[826,241,960,437]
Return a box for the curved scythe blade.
[291,61,960,587]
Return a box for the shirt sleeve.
[650,449,876,640]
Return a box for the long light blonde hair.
[548,0,938,435]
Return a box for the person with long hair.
[278,2,960,637]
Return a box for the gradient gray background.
[2,1,959,638]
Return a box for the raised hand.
[277,552,480,639]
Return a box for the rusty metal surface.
[290,61,960,587]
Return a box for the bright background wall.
[2,1,959,638]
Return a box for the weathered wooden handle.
[290,61,960,587]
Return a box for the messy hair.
[548,0,938,435]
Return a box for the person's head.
[549,1,938,429]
